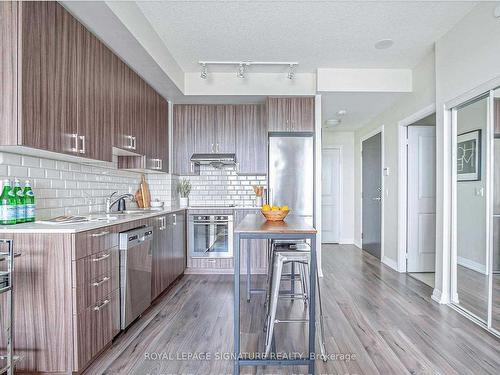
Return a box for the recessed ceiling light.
[374,39,394,50]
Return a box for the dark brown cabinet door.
[76,24,113,161]
[158,95,169,172]
[194,105,216,153]
[151,216,164,300]
[173,105,197,175]
[290,97,314,131]
[267,97,290,132]
[215,105,236,153]
[20,1,58,151]
[172,211,186,278]
[235,104,267,174]
[267,97,314,132]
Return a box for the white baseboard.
[431,288,449,304]
[457,256,487,275]
[382,256,398,271]
[339,238,354,244]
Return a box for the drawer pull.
[92,276,110,287]
[91,231,110,237]
[92,253,110,262]
[94,299,110,311]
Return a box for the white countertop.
[0,206,187,234]
[0,205,262,234]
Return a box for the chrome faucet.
[106,192,135,213]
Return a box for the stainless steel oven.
[188,214,233,258]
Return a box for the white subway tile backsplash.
[22,156,40,167]
[28,167,46,178]
[8,165,28,177]
[0,153,21,166]
[177,165,266,207]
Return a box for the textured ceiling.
[321,92,406,130]
[137,1,476,73]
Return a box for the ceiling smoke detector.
[374,39,394,50]
[324,118,341,127]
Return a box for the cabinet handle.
[190,162,194,173]
[173,214,177,225]
[78,135,86,154]
[94,299,110,311]
[131,136,136,150]
[70,133,79,153]
[92,253,110,262]
[211,143,214,153]
[92,276,110,287]
[126,135,133,149]
[216,143,219,152]
[91,231,110,237]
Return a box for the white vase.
[180,197,189,207]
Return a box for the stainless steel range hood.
[190,153,237,168]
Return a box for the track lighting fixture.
[198,61,298,80]
[200,63,208,79]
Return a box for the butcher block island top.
[234,214,317,234]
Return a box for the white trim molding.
[382,256,398,272]
[457,257,487,275]
[315,94,323,277]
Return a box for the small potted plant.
[177,178,191,207]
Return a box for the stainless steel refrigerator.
[268,133,314,221]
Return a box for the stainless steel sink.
[86,214,119,222]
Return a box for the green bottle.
[13,179,26,224]
[0,180,17,225]
[23,180,36,223]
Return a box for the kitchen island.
[233,214,317,374]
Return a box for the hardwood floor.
[83,245,500,374]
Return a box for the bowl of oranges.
[261,204,289,221]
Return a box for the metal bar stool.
[264,242,327,360]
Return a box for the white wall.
[434,2,500,303]
[352,51,436,268]
[322,131,355,243]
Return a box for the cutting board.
[137,174,151,208]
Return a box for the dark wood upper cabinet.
[77,23,113,162]
[20,1,57,151]
[267,97,314,132]
[173,104,197,175]
[235,104,267,174]
[215,105,236,153]
[194,105,216,154]
[0,2,168,167]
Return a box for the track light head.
[237,63,246,79]
[200,63,208,79]
[287,64,296,80]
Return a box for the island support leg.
[234,233,241,375]
[308,235,317,375]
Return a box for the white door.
[322,148,341,243]
[407,126,436,272]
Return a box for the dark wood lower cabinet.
[151,212,186,301]
[0,215,185,373]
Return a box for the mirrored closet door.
[492,87,500,332]
[453,95,490,323]
[452,87,500,335]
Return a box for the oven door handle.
[193,221,230,225]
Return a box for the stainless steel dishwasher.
[119,226,153,330]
